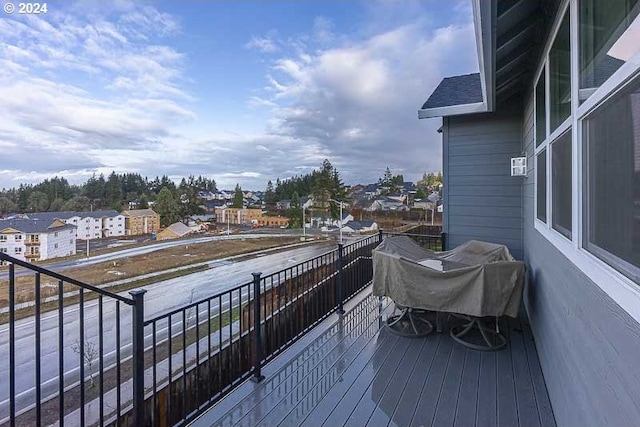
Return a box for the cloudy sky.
[0,0,478,190]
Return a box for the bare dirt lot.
[0,236,304,308]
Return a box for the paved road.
[0,233,297,279]
[0,241,336,420]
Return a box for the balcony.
[188,287,555,427]
[0,227,555,426]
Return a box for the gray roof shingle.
[0,218,76,234]
[421,73,483,109]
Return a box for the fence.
[1,227,442,426]
[0,253,146,427]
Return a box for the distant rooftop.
[0,218,76,234]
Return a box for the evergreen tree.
[155,187,181,227]
[265,180,276,208]
[27,191,49,212]
[105,172,123,209]
[0,196,17,213]
[287,191,302,228]
[49,197,65,212]
[232,184,244,208]
[139,194,149,209]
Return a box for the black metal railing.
[2,229,442,427]
[138,233,381,426]
[382,228,445,251]
[0,253,146,427]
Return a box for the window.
[15,235,22,241]
[15,247,22,254]
[552,131,572,239]
[537,150,547,222]
[54,243,58,249]
[579,0,640,102]
[535,7,573,241]
[0,248,7,253]
[536,73,546,146]
[0,235,6,241]
[54,232,58,237]
[583,75,640,282]
[550,11,571,131]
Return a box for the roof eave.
[473,0,496,113]
[418,101,487,119]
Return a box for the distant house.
[0,218,76,263]
[157,222,193,241]
[121,209,160,236]
[301,197,314,210]
[365,197,406,212]
[332,213,354,227]
[276,199,291,210]
[27,210,125,240]
[341,220,378,234]
[202,199,227,213]
[197,191,215,200]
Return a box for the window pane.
[536,73,546,146]
[537,151,547,222]
[580,0,640,101]
[584,76,640,282]
[552,131,572,239]
[550,12,571,131]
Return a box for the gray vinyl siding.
[443,98,524,259]
[522,90,640,426]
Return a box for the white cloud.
[243,17,478,186]
[0,1,195,188]
[0,2,478,191]
[245,34,279,53]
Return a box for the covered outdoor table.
[372,236,525,350]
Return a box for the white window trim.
[532,0,640,324]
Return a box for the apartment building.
[121,209,161,235]
[0,218,76,263]
[27,210,125,239]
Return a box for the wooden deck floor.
[189,287,556,427]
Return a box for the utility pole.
[302,207,306,239]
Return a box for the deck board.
[342,335,413,427]
[454,349,481,427]
[497,325,518,427]
[365,338,426,427]
[477,351,498,427]
[189,289,556,427]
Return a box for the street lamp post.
[328,199,344,243]
[302,207,306,239]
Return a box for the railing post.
[251,272,265,383]
[130,289,147,427]
[337,244,345,315]
[441,232,447,251]
[378,229,384,244]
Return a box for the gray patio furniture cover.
[372,236,525,318]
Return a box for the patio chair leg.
[450,317,507,351]
[385,306,433,338]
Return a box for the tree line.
[264,159,346,226]
[0,172,217,222]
